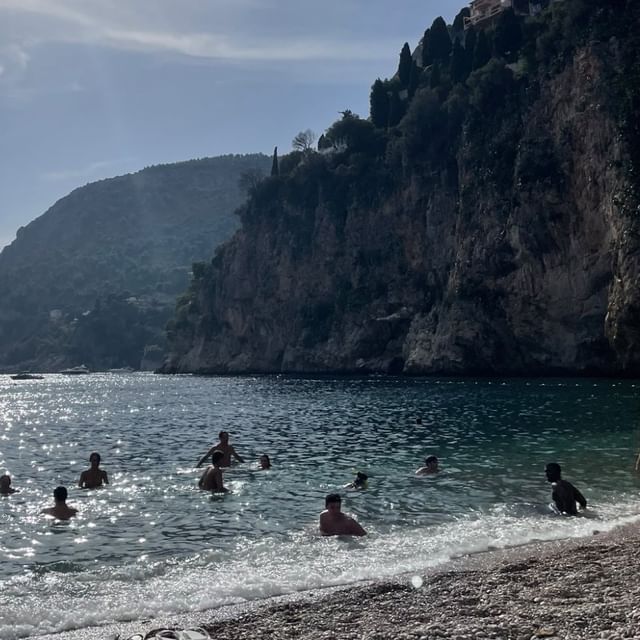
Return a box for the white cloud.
[0,0,395,63]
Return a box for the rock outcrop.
[162,3,640,376]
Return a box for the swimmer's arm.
[231,446,244,463]
[78,471,86,488]
[574,487,587,509]
[348,518,367,536]
[196,448,214,468]
[102,470,109,485]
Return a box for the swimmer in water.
[319,494,366,536]
[197,431,244,468]
[78,452,109,489]
[415,455,439,476]
[259,454,271,469]
[344,471,368,490]
[545,462,587,516]
[198,450,229,493]
[42,486,78,520]
[0,474,17,495]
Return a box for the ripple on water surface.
[1,373,640,638]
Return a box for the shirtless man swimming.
[78,452,109,488]
[319,494,366,536]
[198,450,229,493]
[42,486,78,520]
[197,431,244,468]
[545,462,587,516]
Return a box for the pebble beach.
[35,521,640,640]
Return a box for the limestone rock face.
[163,41,640,376]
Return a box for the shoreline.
[35,519,640,640]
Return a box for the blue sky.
[0,0,463,249]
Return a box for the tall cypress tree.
[421,28,432,67]
[388,89,405,128]
[452,7,470,34]
[408,60,420,99]
[398,42,413,87]
[465,25,477,56]
[472,29,492,70]
[451,39,470,84]
[370,78,390,128]
[427,17,452,64]
[270,146,279,176]
[429,62,442,89]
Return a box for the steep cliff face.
[163,3,640,376]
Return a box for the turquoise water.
[1,373,640,639]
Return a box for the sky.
[0,0,463,249]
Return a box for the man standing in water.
[198,450,229,493]
[42,486,78,520]
[78,452,109,488]
[545,462,587,516]
[319,494,366,536]
[197,431,244,468]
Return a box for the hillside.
[161,0,640,376]
[0,154,270,371]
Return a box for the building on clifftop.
[463,0,546,29]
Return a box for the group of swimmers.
[0,429,589,534]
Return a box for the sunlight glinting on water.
[1,373,640,639]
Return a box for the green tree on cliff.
[426,17,452,64]
[451,39,470,84]
[370,78,390,128]
[398,42,413,87]
[271,146,279,176]
[472,30,492,70]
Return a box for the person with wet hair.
[545,462,587,516]
[415,455,439,476]
[344,472,368,490]
[42,486,78,520]
[0,474,17,495]
[78,452,109,488]
[259,454,271,470]
[319,494,366,536]
[197,431,244,468]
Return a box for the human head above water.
[218,431,229,443]
[325,493,342,509]
[424,455,438,467]
[259,454,271,469]
[53,486,68,502]
[545,462,562,482]
[211,450,225,465]
[89,452,101,466]
[355,472,368,485]
[0,474,11,491]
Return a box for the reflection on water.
[1,374,640,638]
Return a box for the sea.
[1,373,640,639]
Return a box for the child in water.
[344,471,368,490]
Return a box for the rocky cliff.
[162,1,640,376]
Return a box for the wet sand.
[37,522,640,640]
